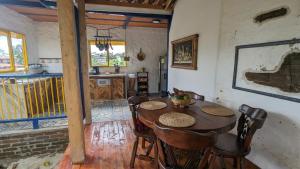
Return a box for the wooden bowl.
[171,95,191,108]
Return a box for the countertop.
[89,73,127,78]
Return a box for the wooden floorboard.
[58,120,260,169]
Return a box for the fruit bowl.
[171,94,191,108]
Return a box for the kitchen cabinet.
[89,74,125,101]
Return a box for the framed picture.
[171,34,199,70]
[232,38,300,103]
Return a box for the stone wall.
[0,127,68,160]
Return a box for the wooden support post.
[57,0,85,163]
[78,0,92,125]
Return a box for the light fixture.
[94,29,113,52]
[152,19,161,24]
[124,27,130,62]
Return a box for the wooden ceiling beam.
[26,14,167,28]
[85,0,164,9]
[130,17,168,24]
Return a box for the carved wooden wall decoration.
[245,52,300,93]
[233,39,300,103]
[254,7,289,23]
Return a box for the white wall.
[36,22,63,73]
[168,0,222,101]
[216,1,300,169]
[37,22,168,93]
[169,0,300,169]
[0,6,38,64]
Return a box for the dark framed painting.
[232,38,300,103]
[171,34,199,70]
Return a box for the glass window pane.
[90,44,108,67]
[11,32,25,70]
[109,43,126,67]
[0,31,12,71]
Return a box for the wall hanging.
[137,48,145,61]
[232,38,300,103]
[171,34,198,70]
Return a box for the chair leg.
[219,156,226,169]
[130,137,139,168]
[208,153,216,169]
[145,141,154,156]
[198,148,211,169]
[233,158,238,169]
[236,157,241,169]
[142,138,146,148]
[240,157,245,169]
[154,141,158,169]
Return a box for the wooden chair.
[128,96,157,168]
[153,123,217,169]
[209,104,268,169]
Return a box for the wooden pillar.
[57,0,85,163]
[78,0,92,125]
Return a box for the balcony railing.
[0,73,67,129]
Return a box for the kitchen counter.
[89,73,126,78]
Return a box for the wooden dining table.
[137,98,237,134]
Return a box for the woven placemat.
[201,105,234,117]
[159,112,196,128]
[140,101,167,110]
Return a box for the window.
[89,40,127,67]
[0,29,28,72]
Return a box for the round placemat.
[201,105,235,117]
[140,101,167,110]
[159,112,196,128]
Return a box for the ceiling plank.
[6,5,57,16]
[86,18,125,26]
[86,12,127,21]
[128,22,167,28]
[27,15,58,22]
[130,17,168,24]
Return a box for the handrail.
[0,73,63,79]
[0,73,66,129]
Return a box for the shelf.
[137,72,149,96]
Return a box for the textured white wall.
[0,6,38,64]
[169,0,300,169]
[37,22,168,93]
[168,0,222,101]
[216,1,300,169]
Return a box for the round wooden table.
[137,98,237,133]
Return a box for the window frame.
[0,28,28,73]
[88,40,127,68]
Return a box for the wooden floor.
[58,120,260,169]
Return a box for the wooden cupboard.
[90,76,125,101]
